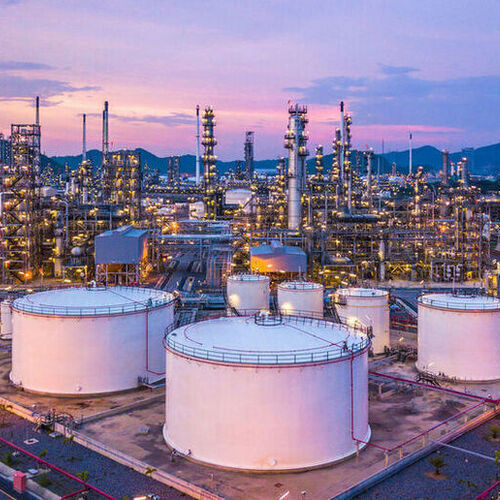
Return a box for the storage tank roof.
[12,286,175,316]
[166,315,369,365]
[228,274,269,282]
[419,293,500,311]
[278,281,323,291]
[337,288,388,297]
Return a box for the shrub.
[429,455,446,475]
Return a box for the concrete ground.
[0,351,164,422]
[0,342,498,499]
[78,361,492,500]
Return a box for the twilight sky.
[1,0,500,159]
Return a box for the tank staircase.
[393,296,418,320]
[324,302,341,323]
[415,371,441,387]
[222,289,241,316]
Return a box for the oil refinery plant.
[0,95,498,500]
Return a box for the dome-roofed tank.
[0,299,13,340]
[417,293,500,382]
[164,313,370,471]
[11,285,175,395]
[226,274,269,313]
[334,288,390,354]
[277,281,324,318]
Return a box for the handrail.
[163,311,371,365]
[11,287,175,316]
[418,294,500,311]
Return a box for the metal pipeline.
[369,370,499,405]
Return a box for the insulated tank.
[0,299,13,340]
[417,293,500,382]
[10,286,175,395]
[226,274,269,313]
[277,281,324,317]
[334,288,390,354]
[164,314,370,471]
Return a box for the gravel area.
[355,415,500,500]
[0,410,185,499]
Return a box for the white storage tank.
[417,293,500,382]
[0,299,13,340]
[164,314,371,471]
[226,274,269,313]
[334,288,390,354]
[10,286,175,395]
[277,281,324,318]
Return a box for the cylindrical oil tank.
[334,288,390,354]
[277,281,324,318]
[10,286,175,395]
[226,274,269,313]
[417,293,500,382]
[164,314,371,471]
[0,299,13,340]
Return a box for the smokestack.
[195,105,200,185]
[441,149,449,185]
[408,131,413,176]
[35,96,40,125]
[102,101,109,163]
[82,114,87,162]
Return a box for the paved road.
[0,476,36,500]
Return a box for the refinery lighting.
[0,10,498,496]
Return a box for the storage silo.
[417,293,500,382]
[10,286,175,395]
[334,288,390,354]
[164,314,371,471]
[226,274,270,313]
[277,281,324,317]
[0,299,13,340]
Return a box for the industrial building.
[95,225,148,285]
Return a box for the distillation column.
[284,104,309,231]
[201,106,219,219]
[333,101,352,212]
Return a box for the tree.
[62,435,74,445]
[489,426,500,440]
[76,471,89,482]
[145,467,156,477]
[429,455,446,476]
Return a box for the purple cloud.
[0,60,55,71]
[84,112,194,127]
[0,73,99,101]
[285,68,500,132]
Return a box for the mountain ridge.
[46,142,500,176]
